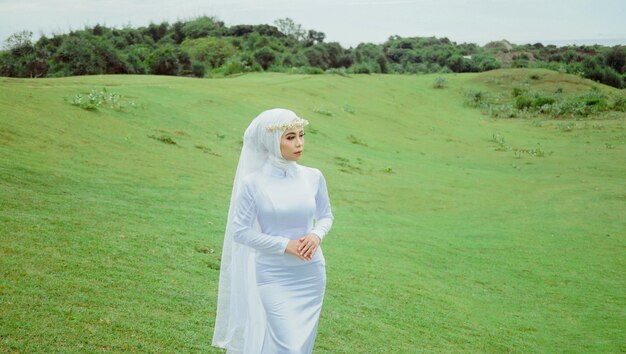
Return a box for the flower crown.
[265,117,309,132]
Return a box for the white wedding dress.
[230,159,333,353]
[212,108,333,354]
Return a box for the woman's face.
[280,127,305,161]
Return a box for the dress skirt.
[255,254,326,354]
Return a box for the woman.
[212,108,334,353]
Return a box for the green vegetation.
[2,17,625,88]
[1,70,624,352]
[464,68,626,119]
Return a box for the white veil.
[212,108,308,353]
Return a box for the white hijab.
[212,108,309,353]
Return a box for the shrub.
[577,88,608,109]
[489,104,518,118]
[314,107,334,116]
[191,62,205,78]
[146,46,180,75]
[326,68,349,77]
[611,94,626,111]
[253,47,277,70]
[351,63,371,74]
[303,66,323,74]
[180,37,235,68]
[532,94,555,108]
[465,89,489,108]
[511,87,526,97]
[432,76,447,89]
[223,60,245,75]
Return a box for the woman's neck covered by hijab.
[268,155,296,172]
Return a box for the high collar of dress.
[264,155,297,178]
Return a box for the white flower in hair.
[265,117,309,132]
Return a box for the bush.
[253,47,277,70]
[511,87,526,97]
[181,16,224,39]
[611,94,626,111]
[432,76,447,89]
[191,62,205,78]
[351,63,372,74]
[515,95,533,110]
[304,66,323,74]
[146,46,180,75]
[465,89,489,108]
[577,88,608,109]
[223,60,247,76]
[326,67,349,76]
[532,94,555,108]
[180,37,235,68]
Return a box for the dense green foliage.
[1,70,624,352]
[2,17,624,88]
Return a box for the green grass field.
[1,69,624,352]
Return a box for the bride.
[212,108,334,353]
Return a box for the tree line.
[1,16,624,88]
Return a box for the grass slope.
[1,69,624,352]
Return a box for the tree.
[170,21,186,44]
[182,16,224,39]
[4,30,34,56]
[253,47,277,70]
[146,45,180,75]
[53,35,103,75]
[604,46,626,74]
[354,43,387,73]
[181,37,235,68]
[144,22,169,42]
[304,30,325,47]
[273,18,305,41]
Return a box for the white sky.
[1,0,625,47]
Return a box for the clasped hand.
[285,234,321,261]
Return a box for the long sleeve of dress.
[232,181,291,255]
[310,172,333,241]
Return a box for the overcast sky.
[1,0,625,47]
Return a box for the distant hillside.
[1,16,624,88]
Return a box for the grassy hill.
[1,69,624,352]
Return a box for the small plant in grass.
[511,87,526,97]
[605,143,614,149]
[489,103,518,118]
[69,87,134,111]
[148,134,176,145]
[432,76,447,89]
[514,146,546,158]
[314,107,334,116]
[464,89,489,108]
[306,126,319,134]
[194,144,221,156]
[347,134,368,147]
[334,156,363,174]
[558,123,574,132]
[489,133,509,151]
[343,103,356,114]
[70,91,101,110]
